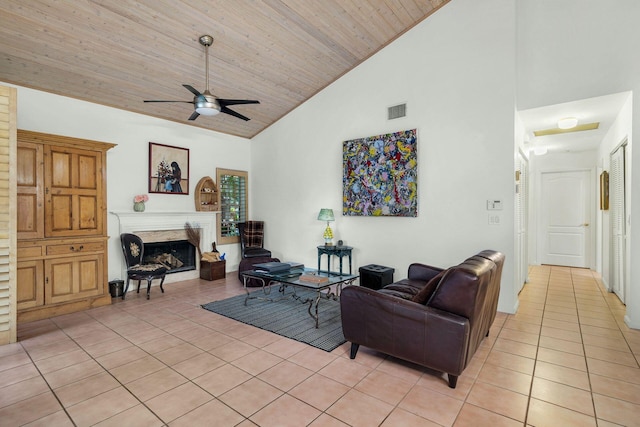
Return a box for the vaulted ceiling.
[0,1,449,138]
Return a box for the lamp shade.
[317,208,335,222]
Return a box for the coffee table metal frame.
[241,268,358,328]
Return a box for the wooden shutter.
[0,85,17,344]
[216,168,248,244]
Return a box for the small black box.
[359,264,395,290]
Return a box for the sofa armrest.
[407,263,444,282]
[340,285,469,376]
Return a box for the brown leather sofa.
[340,250,504,388]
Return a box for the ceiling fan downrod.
[199,35,214,94]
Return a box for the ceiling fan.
[144,35,260,121]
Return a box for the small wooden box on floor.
[200,260,226,281]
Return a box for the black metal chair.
[238,221,272,259]
[120,233,167,300]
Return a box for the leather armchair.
[238,221,272,259]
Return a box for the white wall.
[5,84,251,279]
[251,0,519,313]
[517,0,640,328]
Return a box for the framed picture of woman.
[148,142,190,195]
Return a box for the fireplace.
[111,211,218,284]
[143,240,196,274]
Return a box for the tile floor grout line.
[570,268,599,423]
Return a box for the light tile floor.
[1,265,639,426]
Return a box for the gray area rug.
[201,288,346,352]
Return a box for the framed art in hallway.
[149,142,189,195]
[600,170,609,210]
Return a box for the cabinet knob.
[70,245,84,252]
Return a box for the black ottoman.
[359,264,395,290]
[238,256,280,287]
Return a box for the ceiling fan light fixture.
[195,92,221,116]
[195,106,220,116]
[557,117,578,129]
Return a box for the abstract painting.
[343,129,417,217]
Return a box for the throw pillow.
[411,269,446,304]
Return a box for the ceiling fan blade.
[143,100,194,103]
[188,111,200,121]
[183,84,203,97]
[217,99,260,107]
[221,106,250,121]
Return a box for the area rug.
[201,288,346,352]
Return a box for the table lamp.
[317,208,335,245]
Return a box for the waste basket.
[108,280,124,298]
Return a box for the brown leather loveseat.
[340,250,504,388]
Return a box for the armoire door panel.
[17,144,39,187]
[47,261,73,303]
[49,194,73,233]
[78,196,98,230]
[79,258,100,293]
[49,150,72,189]
[78,155,98,189]
[17,260,44,310]
[16,194,39,235]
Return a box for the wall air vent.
[388,103,406,120]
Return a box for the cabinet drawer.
[18,246,44,258]
[46,242,105,256]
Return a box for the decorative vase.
[133,201,145,212]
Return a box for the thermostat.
[487,200,503,210]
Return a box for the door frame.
[515,149,529,292]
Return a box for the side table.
[317,245,353,276]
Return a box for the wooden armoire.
[16,130,115,322]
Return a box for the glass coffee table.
[240,267,358,328]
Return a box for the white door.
[540,170,591,267]
[610,144,626,302]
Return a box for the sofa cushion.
[411,269,446,304]
[378,278,425,300]
[427,258,493,319]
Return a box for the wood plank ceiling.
[0,0,449,138]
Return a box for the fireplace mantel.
[111,211,219,239]
[111,211,220,283]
